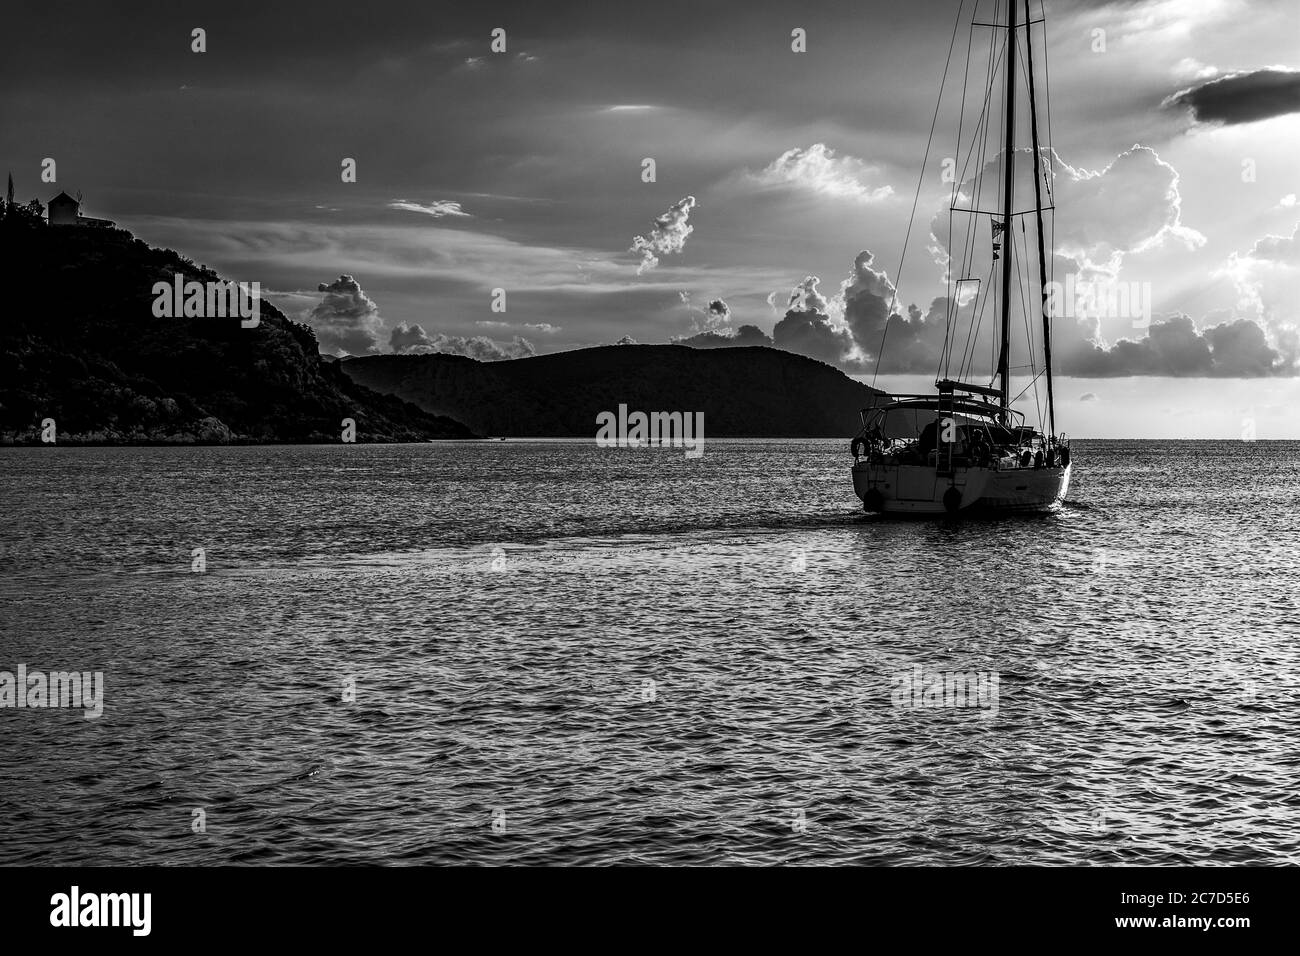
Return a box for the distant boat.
[852,0,1070,515]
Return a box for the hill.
[340,345,886,437]
[0,209,474,443]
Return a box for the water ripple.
[0,439,1297,864]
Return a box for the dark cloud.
[1058,315,1295,377]
[707,298,730,320]
[1080,392,1098,402]
[676,324,773,348]
[1163,69,1300,125]
[841,250,947,373]
[1060,315,1212,376]
[307,274,384,356]
[1203,319,1291,376]
[772,308,858,369]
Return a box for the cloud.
[930,145,1204,344]
[307,274,385,356]
[1080,392,1098,402]
[751,266,892,370]
[132,215,778,303]
[1059,146,1206,260]
[388,199,470,218]
[614,334,638,345]
[676,324,773,349]
[679,291,735,332]
[840,250,944,373]
[395,328,535,361]
[1203,319,1289,376]
[1163,69,1300,125]
[699,297,733,331]
[1172,58,1218,82]
[766,247,1297,378]
[1060,314,1295,377]
[630,196,697,274]
[1217,223,1300,340]
[736,143,892,203]
[438,334,534,361]
[390,321,433,352]
[744,147,1298,378]
[996,147,1201,275]
[772,306,858,369]
[936,147,1202,276]
[787,275,829,313]
[476,320,560,333]
[1248,222,1300,264]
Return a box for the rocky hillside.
[0,208,474,443]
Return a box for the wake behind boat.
[852,0,1071,515]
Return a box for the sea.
[1,439,1297,865]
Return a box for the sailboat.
[851,0,1071,515]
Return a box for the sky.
[2,0,1297,437]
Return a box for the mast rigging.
[996,0,1016,425]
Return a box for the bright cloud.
[737,143,893,203]
[630,196,697,274]
[387,199,471,218]
[307,274,385,356]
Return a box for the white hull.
[853,460,1071,514]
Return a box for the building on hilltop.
[48,191,115,228]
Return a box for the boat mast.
[997,0,1016,426]
[1023,0,1056,439]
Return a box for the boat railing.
[852,416,1071,469]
